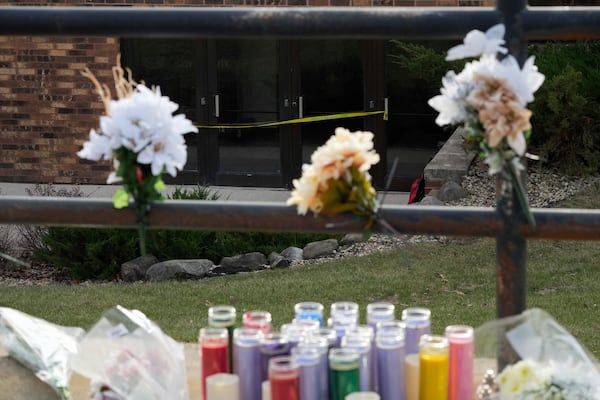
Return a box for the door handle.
[384,97,389,121]
[298,96,304,119]
[214,94,220,118]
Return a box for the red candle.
[269,356,299,400]
[200,327,230,400]
[445,325,474,400]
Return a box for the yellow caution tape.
[195,110,386,129]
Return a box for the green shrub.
[38,185,337,281]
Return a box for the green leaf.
[154,176,166,191]
[112,188,130,209]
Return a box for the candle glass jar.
[294,302,325,327]
[375,326,406,400]
[291,346,321,400]
[366,302,395,329]
[260,333,290,384]
[243,310,272,334]
[402,307,431,356]
[329,348,360,400]
[269,356,299,400]
[418,334,448,400]
[199,327,230,400]
[233,327,263,400]
[298,335,330,400]
[445,325,474,400]
[208,305,236,372]
[205,373,239,400]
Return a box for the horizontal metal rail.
[0,6,598,40]
[1,196,599,240]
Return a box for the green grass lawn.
[1,183,599,357]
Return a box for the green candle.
[329,348,360,400]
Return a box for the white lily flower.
[77,128,113,161]
[446,23,508,61]
[428,71,472,126]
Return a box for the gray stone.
[146,259,213,281]
[417,196,445,206]
[340,233,365,246]
[436,181,468,202]
[281,246,303,261]
[121,254,159,282]
[268,252,291,269]
[218,252,267,274]
[302,239,339,259]
[424,127,478,183]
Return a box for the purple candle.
[401,307,431,356]
[292,346,321,400]
[298,335,329,400]
[376,326,406,400]
[233,328,263,400]
[346,325,375,392]
[260,333,290,384]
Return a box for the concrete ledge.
[424,127,478,184]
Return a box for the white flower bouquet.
[475,308,600,399]
[429,24,545,228]
[70,305,188,400]
[287,127,380,231]
[0,307,85,400]
[77,56,198,255]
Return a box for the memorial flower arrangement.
[287,127,380,230]
[428,24,544,228]
[495,358,600,399]
[77,57,198,255]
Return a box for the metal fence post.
[495,0,528,369]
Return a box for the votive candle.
[243,310,272,334]
[269,356,300,400]
[445,325,474,400]
[294,302,325,327]
[345,393,381,400]
[375,326,405,400]
[209,305,237,373]
[291,346,321,400]
[233,327,263,400]
[206,373,239,400]
[262,381,271,400]
[199,327,230,400]
[402,308,431,356]
[342,333,374,392]
[298,335,329,400]
[418,335,448,400]
[404,353,419,400]
[260,333,290,384]
[329,348,360,400]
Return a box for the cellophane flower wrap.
[428,24,544,228]
[70,305,188,400]
[77,57,198,255]
[474,308,600,399]
[287,127,380,230]
[0,307,85,400]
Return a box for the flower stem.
[507,162,536,230]
[135,200,149,257]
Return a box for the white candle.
[206,373,239,400]
[262,380,271,400]
[345,392,381,400]
[405,353,420,400]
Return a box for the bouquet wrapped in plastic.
[0,307,85,400]
[70,305,188,400]
[474,308,600,399]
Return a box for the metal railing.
[0,3,599,323]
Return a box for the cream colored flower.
[287,164,323,216]
[478,100,531,156]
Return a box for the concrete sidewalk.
[0,182,410,205]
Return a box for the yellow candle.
[206,373,239,400]
[418,335,449,400]
[405,353,420,400]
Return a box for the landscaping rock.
[281,246,303,261]
[121,254,159,282]
[417,196,445,206]
[437,181,468,202]
[217,252,267,274]
[268,252,291,269]
[340,233,365,246]
[303,239,339,259]
[146,259,213,281]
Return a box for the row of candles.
[199,302,474,400]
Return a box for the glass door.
[208,39,283,187]
[298,40,365,164]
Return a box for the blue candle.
[294,302,324,327]
[233,328,263,400]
